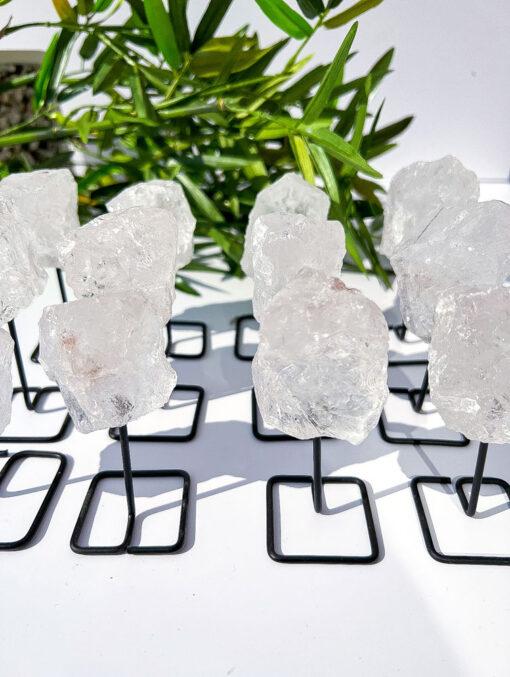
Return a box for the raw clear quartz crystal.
[61,206,178,323]
[251,212,346,320]
[0,168,79,267]
[381,156,479,260]
[0,328,13,434]
[241,173,330,277]
[392,200,510,342]
[39,293,177,434]
[0,197,46,323]
[107,179,196,268]
[429,286,510,444]
[252,268,388,443]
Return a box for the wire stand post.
[1,320,71,444]
[234,314,257,362]
[378,366,469,447]
[71,424,190,555]
[266,437,380,564]
[412,441,510,565]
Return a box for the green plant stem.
[285,9,330,71]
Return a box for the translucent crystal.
[392,200,510,342]
[241,173,330,277]
[39,293,177,434]
[0,197,46,323]
[0,168,79,267]
[107,179,196,269]
[381,156,479,259]
[429,286,510,443]
[61,206,178,323]
[0,328,13,434]
[252,268,388,442]
[251,212,346,320]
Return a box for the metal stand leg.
[234,314,257,362]
[266,438,380,564]
[1,321,72,444]
[71,425,190,555]
[165,319,207,359]
[412,442,510,565]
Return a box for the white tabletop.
[1,182,510,677]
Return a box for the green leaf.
[324,0,383,29]
[365,115,413,148]
[304,127,381,177]
[289,135,315,184]
[175,277,201,296]
[77,109,98,143]
[52,0,77,22]
[92,55,123,93]
[80,33,99,60]
[77,0,94,14]
[297,0,324,18]
[308,142,340,202]
[0,0,12,6]
[279,64,327,105]
[169,0,190,52]
[192,0,234,51]
[190,37,273,78]
[253,0,313,39]
[129,71,157,121]
[176,173,224,223]
[145,0,180,70]
[33,29,76,110]
[302,22,357,124]
[327,0,345,8]
[93,0,115,10]
[208,226,243,263]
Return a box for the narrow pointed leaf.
[304,126,381,177]
[324,0,383,29]
[289,135,315,184]
[145,0,180,70]
[192,0,234,51]
[52,0,77,22]
[168,0,190,52]
[33,29,76,109]
[129,72,157,121]
[297,0,324,18]
[254,0,313,39]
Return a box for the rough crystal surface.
[61,206,178,323]
[381,156,479,260]
[0,168,79,267]
[39,293,177,434]
[252,268,388,443]
[0,328,13,434]
[107,180,196,268]
[392,200,510,342]
[251,212,346,320]
[0,197,47,323]
[241,173,330,277]
[429,286,510,443]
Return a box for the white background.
[0,0,509,179]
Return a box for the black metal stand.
[1,320,72,444]
[412,442,510,565]
[387,322,428,368]
[108,384,204,443]
[0,450,67,550]
[165,319,207,360]
[71,425,190,555]
[251,389,294,442]
[31,268,67,364]
[378,366,469,447]
[266,437,380,563]
[234,314,257,362]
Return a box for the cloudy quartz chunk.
[39,293,177,434]
[429,286,510,444]
[241,173,331,277]
[107,179,196,269]
[61,206,178,323]
[381,155,479,260]
[0,168,79,267]
[251,212,346,320]
[0,328,13,434]
[252,268,388,442]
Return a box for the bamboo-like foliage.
[0,0,412,293]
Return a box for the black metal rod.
[166,321,173,354]
[312,437,323,514]
[8,320,33,411]
[466,442,489,517]
[56,268,68,303]
[413,367,429,413]
[119,425,136,519]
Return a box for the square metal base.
[109,384,204,443]
[70,469,190,555]
[378,386,469,447]
[0,450,67,550]
[234,314,257,362]
[411,476,510,565]
[166,320,207,360]
[0,387,72,444]
[267,475,380,564]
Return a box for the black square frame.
[0,387,72,444]
[166,320,207,360]
[234,314,257,362]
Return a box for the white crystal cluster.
[39,293,176,433]
[241,173,331,277]
[61,206,178,323]
[107,179,196,269]
[251,212,346,320]
[0,168,79,267]
[429,287,510,444]
[253,269,388,442]
[0,328,14,434]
